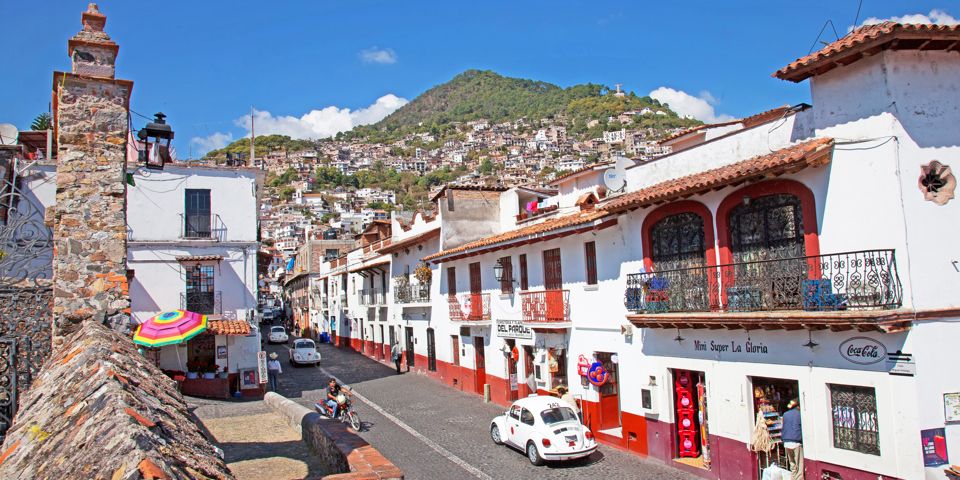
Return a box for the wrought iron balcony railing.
[521,290,571,322]
[181,291,222,315]
[448,293,491,321]
[180,213,224,240]
[625,250,902,314]
[395,283,431,304]
[360,288,386,306]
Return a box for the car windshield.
[295,341,313,349]
[539,407,578,425]
[271,327,284,333]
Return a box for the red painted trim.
[641,200,717,271]
[716,179,820,265]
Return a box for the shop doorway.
[523,346,536,396]
[359,318,364,353]
[474,336,486,394]
[751,376,800,473]
[426,328,437,372]
[596,352,621,431]
[672,369,711,471]
[379,325,385,360]
[505,339,518,401]
[389,325,395,351]
[405,327,415,368]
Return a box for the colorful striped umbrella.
[134,310,208,347]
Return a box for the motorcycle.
[315,394,362,431]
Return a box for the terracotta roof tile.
[658,121,741,145]
[775,22,960,82]
[658,105,793,145]
[206,319,251,336]
[349,259,390,273]
[423,209,611,262]
[604,138,835,213]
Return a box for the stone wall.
[264,392,403,480]
[51,3,132,340]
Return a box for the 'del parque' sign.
[496,319,533,339]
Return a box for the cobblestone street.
[247,337,701,480]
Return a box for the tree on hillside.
[478,159,494,175]
[279,186,296,202]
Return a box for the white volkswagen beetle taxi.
[490,395,597,465]
[268,326,288,344]
[289,339,320,365]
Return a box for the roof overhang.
[175,255,224,263]
[603,138,835,214]
[377,228,441,255]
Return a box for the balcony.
[180,213,225,240]
[181,291,222,315]
[625,250,902,317]
[448,293,490,321]
[395,284,431,304]
[521,290,571,323]
[359,288,386,306]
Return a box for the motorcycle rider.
[323,379,353,417]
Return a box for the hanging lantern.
[493,258,505,282]
[138,112,175,170]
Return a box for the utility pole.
[250,105,255,164]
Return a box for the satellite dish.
[0,124,18,146]
[603,167,625,191]
[603,156,634,191]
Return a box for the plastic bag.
[760,464,790,480]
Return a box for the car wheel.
[527,442,544,466]
[491,424,503,445]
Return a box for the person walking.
[782,398,803,480]
[267,352,282,391]
[558,386,582,423]
[391,341,403,374]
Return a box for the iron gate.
[0,170,54,440]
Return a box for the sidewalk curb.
[264,392,403,480]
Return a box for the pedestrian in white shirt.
[267,352,282,391]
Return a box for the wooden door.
[359,318,364,353]
[405,327,415,368]
[427,328,437,372]
[469,263,482,319]
[596,352,621,431]
[543,248,562,290]
[447,266,456,295]
[451,335,460,366]
[379,325,385,360]
[474,336,486,394]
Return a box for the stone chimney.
[52,3,133,341]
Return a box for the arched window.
[729,194,805,263]
[650,212,706,271]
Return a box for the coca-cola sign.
[839,337,887,365]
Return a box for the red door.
[474,336,486,394]
[597,352,621,431]
[469,262,482,319]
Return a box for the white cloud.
[359,47,398,64]
[648,87,735,124]
[189,131,234,157]
[237,94,409,140]
[856,9,958,29]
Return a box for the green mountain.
[344,69,701,142]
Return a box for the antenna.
[0,124,19,146]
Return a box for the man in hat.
[782,398,803,480]
[267,352,282,391]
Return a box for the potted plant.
[202,363,218,379]
[394,273,409,288]
[414,263,432,285]
[185,361,201,379]
[217,365,229,379]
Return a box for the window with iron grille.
[829,384,880,456]
[186,265,215,314]
[519,254,528,291]
[584,241,597,285]
[499,256,513,294]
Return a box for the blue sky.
[2,1,955,157]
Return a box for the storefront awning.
[626,309,914,333]
[175,254,224,263]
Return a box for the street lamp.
[138,112,175,170]
[493,259,505,282]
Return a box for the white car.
[289,339,321,365]
[268,326,288,344]
[490,395,597,465]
